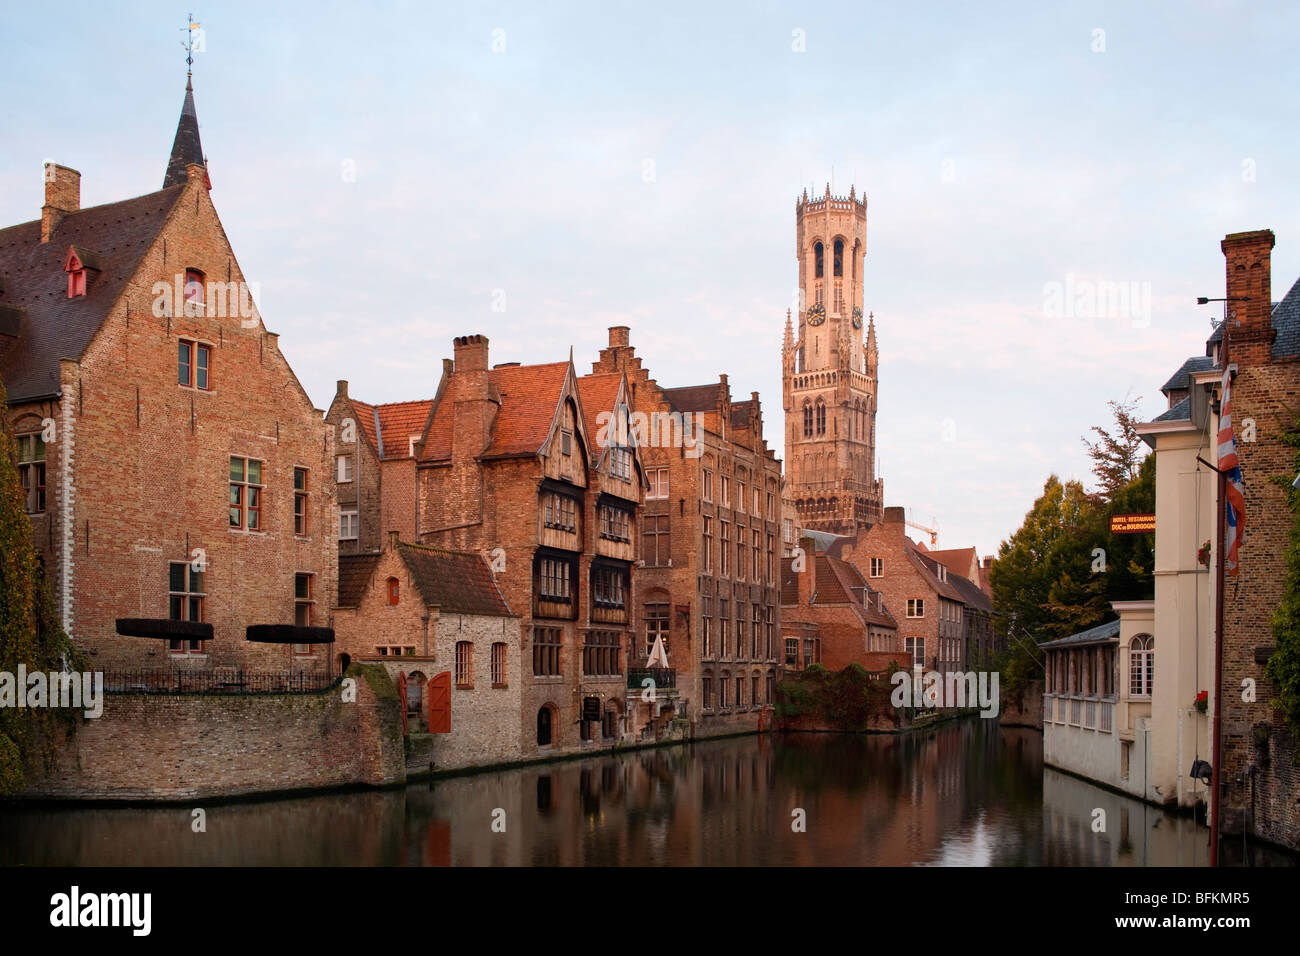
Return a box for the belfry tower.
[781,184,883,534]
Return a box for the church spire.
[163,17,207,189]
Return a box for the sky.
[2,0,1297,557]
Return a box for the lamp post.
[1197,294,1249,868]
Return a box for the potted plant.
[1194,690,1208,714]
[1197,540,1211,567]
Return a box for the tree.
[1082,398,1147,499]
[0,375,82,794]
[1266,413,1300,736]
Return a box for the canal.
[0,721,1250,866]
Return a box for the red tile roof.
[337,553,382,608]
[375,399,433,459]
[926,547,979,580]
[397,543,512,616]
[349,398,379,453]
[420,360,571,462]
[577,372,623,453]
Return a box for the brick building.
[0,77,336,671]
[337,335,647,756]
[823,508,974,674]
[781,185,883,535]
[779,538,903,674]
[1211,230,1300,852]
[324,386,431,555]
[333,534,522,770]
[591,326,784,735]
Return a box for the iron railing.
[102,669,340,695]
[626,667,676,690]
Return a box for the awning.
[115,618,214,641]
[245,624,336,644]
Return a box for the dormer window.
[184,269,205,315]
[63,246,101,299]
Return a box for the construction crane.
[906,509,939,549]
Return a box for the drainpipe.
[422,610,430,658]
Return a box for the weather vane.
[182,13,200,82]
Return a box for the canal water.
[0,721,1259,866]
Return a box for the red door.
[428,671,452,734]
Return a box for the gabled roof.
[1152,396,1191,423]
[1272,273,1300,357]
[576,371,623,454]
[373,399,433,459]
[1039,618,1120,649]
[419,360,572,462]
[0,185,187,402]
[907,543,965,602]
[946,571,992,613]
[396,543,512,616]
[814,554,897,627]
[661,382,720,413]
[926,546,979,580]
[1160,356,1214,395]
[337,553,383,608]
[348,398,380,453]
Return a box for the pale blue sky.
[2,0,1297,555]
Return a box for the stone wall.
[20,664,404,801]
[1000,678,1043,729]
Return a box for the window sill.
[455,684,473,691]
[230,528,267,536]
[532,675,563,682]
[491,683,509,690]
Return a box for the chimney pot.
[609,326,631,348]
[453,333,490,372]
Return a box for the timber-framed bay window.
[591,561,630,624]
[543,491,578,532]
[533,550,577,619]
[598,503,631,542]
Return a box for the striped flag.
[1219,367,1247,575]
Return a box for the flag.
[1218,367,1247,575]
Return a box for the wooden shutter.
[428,671,452,734]
[397,672,409,736]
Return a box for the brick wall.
[22,664,403,801]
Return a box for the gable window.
[870,557,883,577]
[183,268,205,315]
[178,340,210,390]
[336,454,353,483]
[491,642,508,687]
[68,268,87,298]
[907,598,925,618]
[339,510,359,541]
[293,467,309,535]
[168,561,205,655]
[229,456,263,531]
[610,446,631,480]
[561,430,573,456]
[16,434,46,514]
[386,576,400,605]
[1129,635,1154,698]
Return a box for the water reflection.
[2,722,1291,866]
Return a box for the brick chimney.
[1221,229,1276,368]
[882,506,906,535]
[41,163,81,243]
[594,325,635,374]
[450,334,493,525]
[797,534,818,606]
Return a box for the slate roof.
[946,571,992,613]
[397,543,512,616]
[0,185,187,402]
[337,553,383,608]
[1152,396,1191,423]
[1204,276,1300,358]
[730,401,752,429]
[803,529,851,554]
[163,80,206,189]
[661,383,720,413]
[813,554,897,627]
[1160,356,1214,394]
[1038,618,1120,649]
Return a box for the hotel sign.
[1110,513,1156,534]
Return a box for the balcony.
[627,667,676,690]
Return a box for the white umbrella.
[647,634,670,669]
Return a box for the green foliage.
[0,376,83,794]
[990,400,1157,693]
[1265,413,1300,736]
[774,665,896,730]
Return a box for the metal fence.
[102,669,340,695]
[626,667,676,690]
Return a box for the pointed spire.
[163,76,206,188]
[783,309,794,349]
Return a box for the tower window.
[802,402,812,438]
[815,400,826,436]
[814,242,824,279]
[833,239,844,277]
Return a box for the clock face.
[807,304,826,326]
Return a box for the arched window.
[802,401,813,438]
[833,239,844,277]
[814,242,824,279]
[1129,634,1154,697]
[184,268,205,314]
[815,400,826,436]
[386,577,400,605]
[537,706,553,747]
